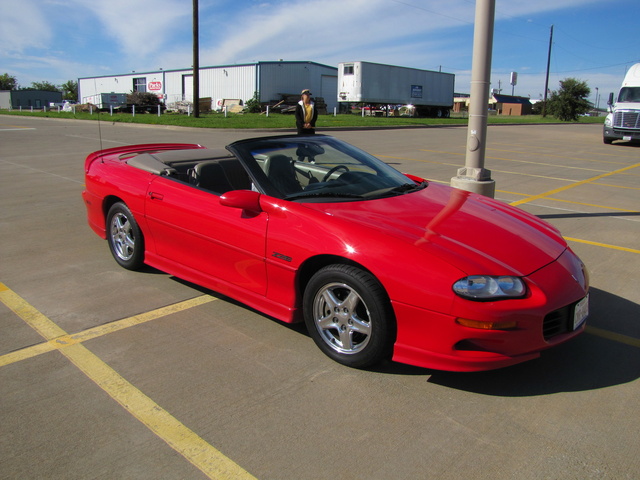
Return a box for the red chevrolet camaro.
[82,134,589,371]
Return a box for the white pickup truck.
[603,63,640,144]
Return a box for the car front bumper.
[603,124,640,141]
[391,249,589,372]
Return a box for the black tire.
[603,137,614,144]
[303,264,395,368]
[106,202,144,270]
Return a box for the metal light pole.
[542,25,553,118]
[450,0,496,198]
[192,0,200,118]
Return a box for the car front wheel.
[106,202,144,270]
[303,264,395,368]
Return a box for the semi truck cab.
[603,63,640,144]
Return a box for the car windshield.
[227,135,425,202]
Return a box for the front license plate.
[573,294,589,330]
[623,135,632,141]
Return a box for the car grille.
[613,111,640,129]
[543,304,573,340]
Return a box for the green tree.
[125,91,164,113]
[547,78,591,121]
[28,81,61,92]
[244,91,262,113]
[0,73,18,90]
[127,91,161,106]
[61,80,78,101]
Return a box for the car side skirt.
[144,251,300,324]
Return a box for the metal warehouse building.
[78,61,338,112]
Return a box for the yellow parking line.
[420,148,618,172]
[486,155,609,173]
[546,198,639,212]
[591,182,640,191]
[0,283,256,480]
[0,295,217,367]
[510,162,640,206]
[491,142,640,160]
[564,237,640,254]
[586,326,640,348]
[63,343,256,479]
[0,124,36,130]
[491,169,575,182]
[486,147,630,166]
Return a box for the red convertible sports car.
[82,134,589,371]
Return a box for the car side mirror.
[607,92,614,106]
[220,190,262,212]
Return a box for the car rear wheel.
[107,202,144,270]
[303,264,395,368]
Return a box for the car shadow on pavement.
[171,275,639,395]
[425,287,640,396]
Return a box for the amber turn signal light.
[456,318,518,330]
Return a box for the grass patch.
[0,109,605,129]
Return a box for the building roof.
[78,61,336,81]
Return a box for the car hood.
[302,183,567,276]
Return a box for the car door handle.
[149,192,164,200]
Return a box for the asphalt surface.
[1,116,639,480]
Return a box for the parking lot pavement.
[1,117,639,479]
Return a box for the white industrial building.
[78,61,338,111]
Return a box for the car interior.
[124,140,397,200]
[125,146,340,197]
[125,149,253,194]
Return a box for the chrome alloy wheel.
[312,282,372,355]
[110,212,135,262]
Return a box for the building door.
[182,74,193,102]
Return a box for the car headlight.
[453,275,526,300]
[604,114,613,127]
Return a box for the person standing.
[295,89,318,134]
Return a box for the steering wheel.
[322,165,350,182]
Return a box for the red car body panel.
[82,140,588,372]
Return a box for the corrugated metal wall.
[78,62,337,110]
[200,65,257,104]
[162,65,256,104]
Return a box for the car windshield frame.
[227,134,425,202]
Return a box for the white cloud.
[0,0,628,98]
[69,0,191,59]
[0,0,52,53]
[201,0,476,66]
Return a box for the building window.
[133,77,147,92]
[343,64,354,75]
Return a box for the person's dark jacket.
[295,100,318,134]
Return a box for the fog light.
[456,318,518,330]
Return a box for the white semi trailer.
[337,61,455,117]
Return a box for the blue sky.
[2,0,639,107]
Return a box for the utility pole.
[451,0,496,198]
[192,0,200,118]
[542,25,553,117]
